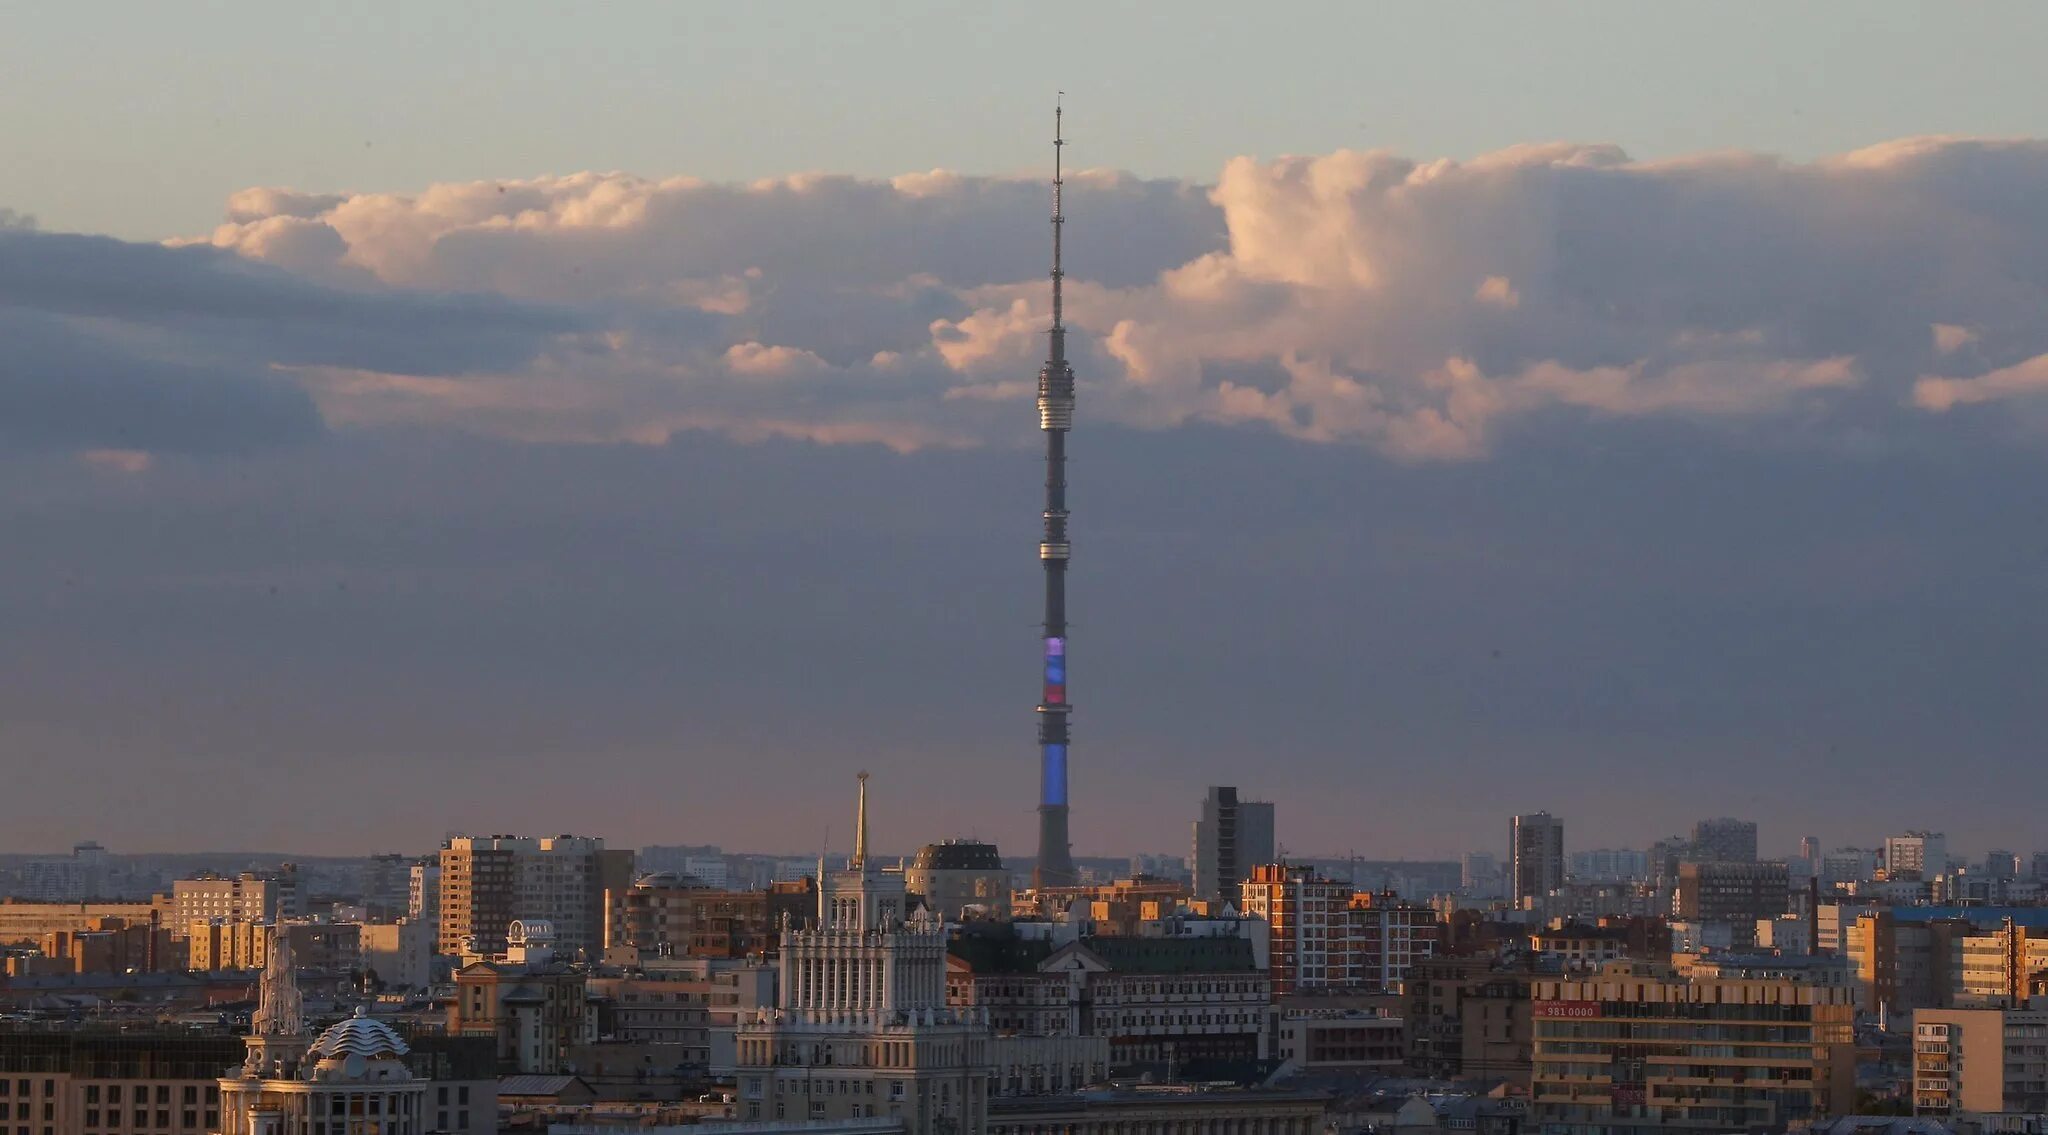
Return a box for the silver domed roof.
[308,1009,410,1061]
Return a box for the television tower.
[1033,100,1079,889]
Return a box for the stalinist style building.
[734,774,991,1133]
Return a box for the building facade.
[171,873,297,927]
[1671,860,1789,947]
[1530,959,1855,1134]
[1238,865,1348,997]
[1913,1008,2048,1117]
[1689,818,1759,864]
[620,876,814,960]
[1512,814,1565,912]
[904,842,1011,923]
[437,836,632,959]
[1192,788,1275,903]
[732,776,990,1134]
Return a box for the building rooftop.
[1080,935,1259,975]
[910,841,1004,872]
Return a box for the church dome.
[308,1008,410,1062]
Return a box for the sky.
[5,4,2048,862]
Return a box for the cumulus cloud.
[174,137,2048,460]
[21,136,2048,462]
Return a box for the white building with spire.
[733,774,991,1132]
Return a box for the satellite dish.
[343,1054,368,1080]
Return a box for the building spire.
[852,771,870,869]
[1050,92,1066,361]
[251,932,303,1038]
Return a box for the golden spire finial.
[853,771,870,868]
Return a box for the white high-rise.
[733,774,989,1132]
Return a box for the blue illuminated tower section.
[1033,102,1079,889]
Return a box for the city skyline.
[9,10,2048,858]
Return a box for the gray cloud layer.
[0,229,578,454]
[9,139,2048,855]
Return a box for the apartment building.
[619,876,814,959]
[1341,890,1441,990]
[1513,813,1567,912]
[0,1028,495,1135]
[1672,860,1789,947]
[1914,1007,2048,1118]
[1192,787,1275,902]
[1238,865,1349,996]
[169,872,296,926]
[1405,953,1554,1085]
[1531,957,1855,1134]
[438,836,633,959]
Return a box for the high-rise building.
[1341,890,1441,990]
[1031,105,1079,890]
[1915,1007,2048,1117]
[1885,831,1950,879]
[1239,864,1350,996]
[408,861,440,944]
[1192,787,1276,901]
[1690,816,1759,863]
[1671,860,1790,947]
[733,774,990,1131]
[437,835,631,959]
[1531,957,1856,1132]
[1510,813,1565,911]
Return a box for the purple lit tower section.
[1033,103,1079,889]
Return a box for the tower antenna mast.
[1032,96,1079,889]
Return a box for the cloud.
[1933,323,1978,355]
[181,137,2048,460]
[0,227,581,456]
[21,136,2048,463]
[1915,352,2048,412]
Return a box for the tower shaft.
[1034,101,1078,889]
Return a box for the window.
[181,1090,196,1107]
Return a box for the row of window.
[82,1087,216,1106]
[78,1108,216,1130]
